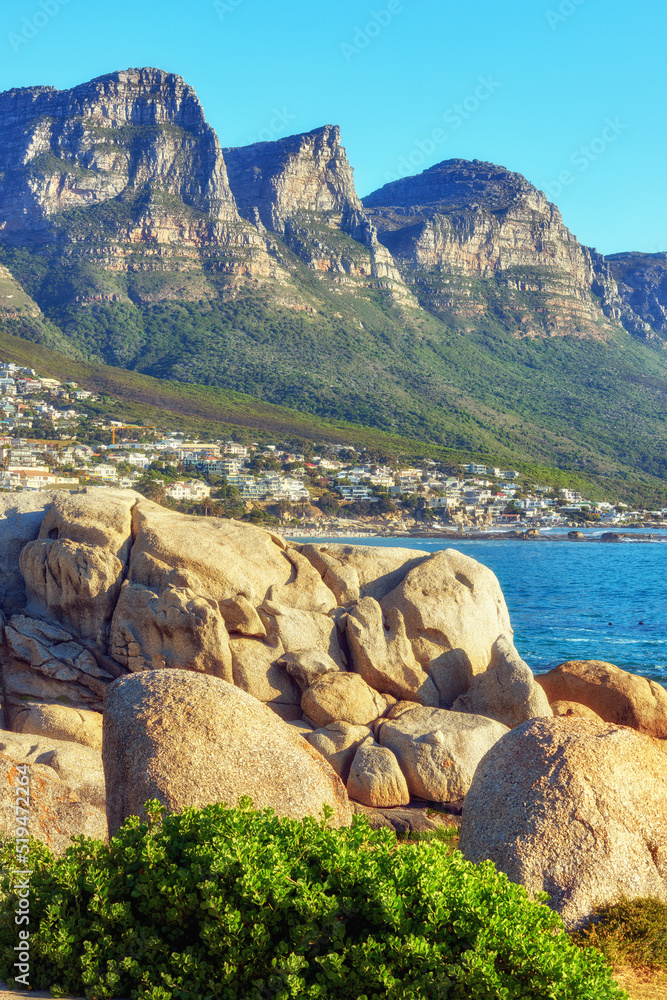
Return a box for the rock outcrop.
[380,548,512,694]
[0,492,528,822]
[536,660,667,739]
[2,489,662,853]
[0,731,107,854]
[363,159,625,339]
[376,702,509,803]
[103,669,353,836]
[451,635,552,728]
[459,718,667,928]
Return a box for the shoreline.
[281,528,667,543]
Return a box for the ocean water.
[296,535,667,684]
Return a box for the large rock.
[268,547,337,612]
[259,602,347,669]
[19,489,138,644]
[0,730,107,854]
[299,543,428,605]
[276,649,344,691]
[128,501,331,610]
[301,672,389,728]
[536,660,667,739]
[346,738,410,808]
[20,540,126,646]
[110,582,233,679]
[105,502,297,676]
[103,670,352,837]
[218,595,266,637]
[377,703,509,803]
[306,721,371,781]
[459,718,667,928]
[230,637,300,705]
[452,635,552,728]
[36,488,138,564]
[12,702,103,751]
[1,614,121,721]
[0,492,57,614]
[380,549,512,693]
[345,597,439,706]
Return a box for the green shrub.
[0,800,626,1000]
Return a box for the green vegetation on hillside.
[2,238,667,507]
[0,323,664,506]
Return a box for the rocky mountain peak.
[362,157,623,338]
[363,158,548,215]
[223,124,364,233]
[65,67,210,130]
[0,68,209,133]
[222,124,411,300]
[0,66,239,242]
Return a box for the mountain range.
[0,67,666,495]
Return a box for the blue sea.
[294,531,667,685]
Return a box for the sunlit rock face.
[363,158,625,338]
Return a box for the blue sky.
[0,0,664,255]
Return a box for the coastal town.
[1,361,665,536]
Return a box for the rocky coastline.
[0,487,665,936]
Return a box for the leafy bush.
[573,897,667,972]
[0,801,626,1000]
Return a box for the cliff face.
[224,125,363,233]
[605,253,667,345]
[0,68,240,237]
[363,159,623,338]
[0,68,281,303]
[0,74,411,307]
[0,69,663,341]
[224,126,410,299]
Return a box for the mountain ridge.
[0,67,666,493]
